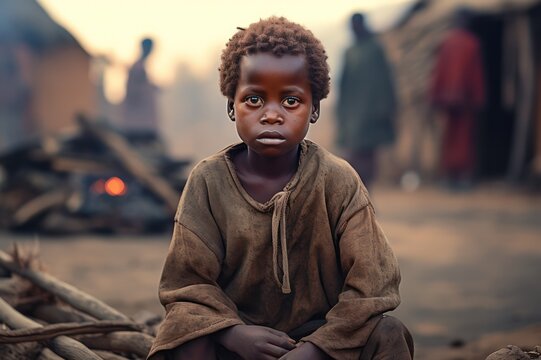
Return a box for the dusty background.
[1,184,540,359]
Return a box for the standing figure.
[430,8,485,189]
[147,17,413,360]
[336,13,397,190]
[0,43,31,152]
[122,37,159,139]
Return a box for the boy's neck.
[243,144,300,178]
[233,144,300,203]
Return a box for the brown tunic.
[148,140,401,360]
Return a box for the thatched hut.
[0,0,96,152]
[381,0,541,183]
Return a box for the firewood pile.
[0,245,160,359]
[0,115,190,234]
[486,345,541,359]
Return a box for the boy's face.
[231,53,318,158]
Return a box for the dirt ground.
[1,183,540,359]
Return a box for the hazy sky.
[37,0,414,102]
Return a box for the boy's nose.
[260,107,283,124]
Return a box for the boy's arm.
[148,221,245,358]
[147,166,245,358]
[301,184,401,360]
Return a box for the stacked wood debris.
[0,116,190,233]
[0,245,160,359]
[485,345,541,359]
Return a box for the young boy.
[148,17,413,360]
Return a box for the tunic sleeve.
[302,176,401,360]
[147,164,244,359]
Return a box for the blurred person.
[0,43,31,152]
[335,12,397,190]
[147,17,413,360]
[122,37,160,141]
[429,8,485,190]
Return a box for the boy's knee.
[366,315,414,359]
[375,315,408,334]
[164,336,216,360]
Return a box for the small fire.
[104,177,127,196]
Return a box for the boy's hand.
[278,342,330,360]
[215,324,296,359]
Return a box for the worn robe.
[148,140,401,360]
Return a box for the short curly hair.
[219,17,330,102]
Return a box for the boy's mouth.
[256,131,286,145]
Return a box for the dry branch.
[37,347,65,360]
[32,304,97,324]
[0,341,43,359]
[0,297,101,360]
[0,278,19,301]
[0,246,156,358]
[94,350,131,360]
[0,320,143,344]
[77,331,154,358]
[0,249,130,321]
[12,189,70,227]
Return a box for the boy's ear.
[310,102,320,123]
[227,99,235,121]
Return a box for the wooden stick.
[51,156,114,174]
[0,297,101,360]
[77,331,154,358]
[37,348,66,360]
[0,278,18,297]
[0,320,143,344]
[0,342,43,359]
[94,350,131,360]
[32,304,97,324]
[33,304,158,340]
[0,250,130,321]
[12,189,69,226]
[47,339,103,360]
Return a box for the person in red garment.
[430,8,485,189]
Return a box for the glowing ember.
[104,177,127,196]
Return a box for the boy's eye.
[244,96,263,106]
[282,97,300,108]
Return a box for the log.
[0,320,143,344]
[0,250,130,321]
[0,297,101,360]
[12,293,52,313]
[94,350,131,360]
[0,278,19,298]
[51,156,114,174]
[12,189,70,227]
[0,342,43,359]
[3,281,52,314]
[32,304,97,324]
[47,339,102,360]
[78,116,179,212]
[77,331,154,358]
[37,347,66,360]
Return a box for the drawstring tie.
[271,190,291,294]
